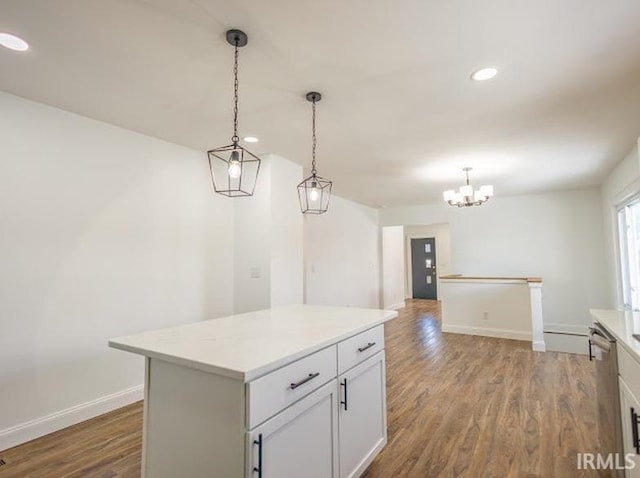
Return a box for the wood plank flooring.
[0,299,601,477]
[362,299,601,478]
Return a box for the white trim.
[0,385,143,452]
[441,324,532,341]
[528,282,545,353]
[609,178,640,208]
[532,340,546,352]
[386,302,405,310]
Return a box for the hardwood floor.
[363,299,600,478]
[0,299,600,477]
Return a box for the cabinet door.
[338,351,387,478]
[248,380,339,478]
[619,378,640,478]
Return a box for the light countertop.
[590,309,640,361]
[109,305,397,382]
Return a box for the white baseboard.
[544,332,588,355]
[441,324,532,342]
[543,322,589,355]
[544,323,588,335]
[386,302,405,310]
[0,384,143,452]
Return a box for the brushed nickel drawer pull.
[290,372,320,390]
[358,342,376,353]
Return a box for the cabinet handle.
[588,339,593,361]
[290,372,320,390]
[632,407,640,454]
[253,433,262,477]
[358,342,376,353]
[340,378,348,411]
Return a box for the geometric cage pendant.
[207,143,261,197]
[297,173,332,214]
[297,91,332,214]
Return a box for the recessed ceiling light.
[0,33,29,52]
[471,67,498,81]
[243,136,259,143]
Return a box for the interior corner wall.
[269,155,303,307]
[382,226,405,309]
[0,92,234,449]
[233,160,272,314]
[232,154,304,314]
[304,195,380,308]
[379,188,608,334]
[600,141,640,308]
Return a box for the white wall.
[380,189,608,333]
[0,92,235,448]
[403,223,451,300]
[382,226,405,309]
[305,195,380,308]
[270,156,304,307]
[233,161,271,314]
[233,154,303,314]
[600,142,640,308]
[440,280,532,340]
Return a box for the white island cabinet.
[109,305,397,478]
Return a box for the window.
[617,197,640,310]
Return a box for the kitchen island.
[109,305,397,478]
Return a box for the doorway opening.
[381,223,451,309]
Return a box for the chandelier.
[207,29,261,197]
[443,167,494,207]
[297,92,332,214]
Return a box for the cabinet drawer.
[247,345,337,429]
[338,325,384,375]
[618,344,640,402]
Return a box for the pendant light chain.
[311,98,317,175]
[232,41,240,144]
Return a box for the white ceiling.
[2,0,640,207]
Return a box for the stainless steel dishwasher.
[589,322,624,477]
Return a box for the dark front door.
[411,238,437,300]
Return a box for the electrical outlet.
[482,311,489,320]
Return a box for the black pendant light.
[207,29,260,197]
[298,92,332,214]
